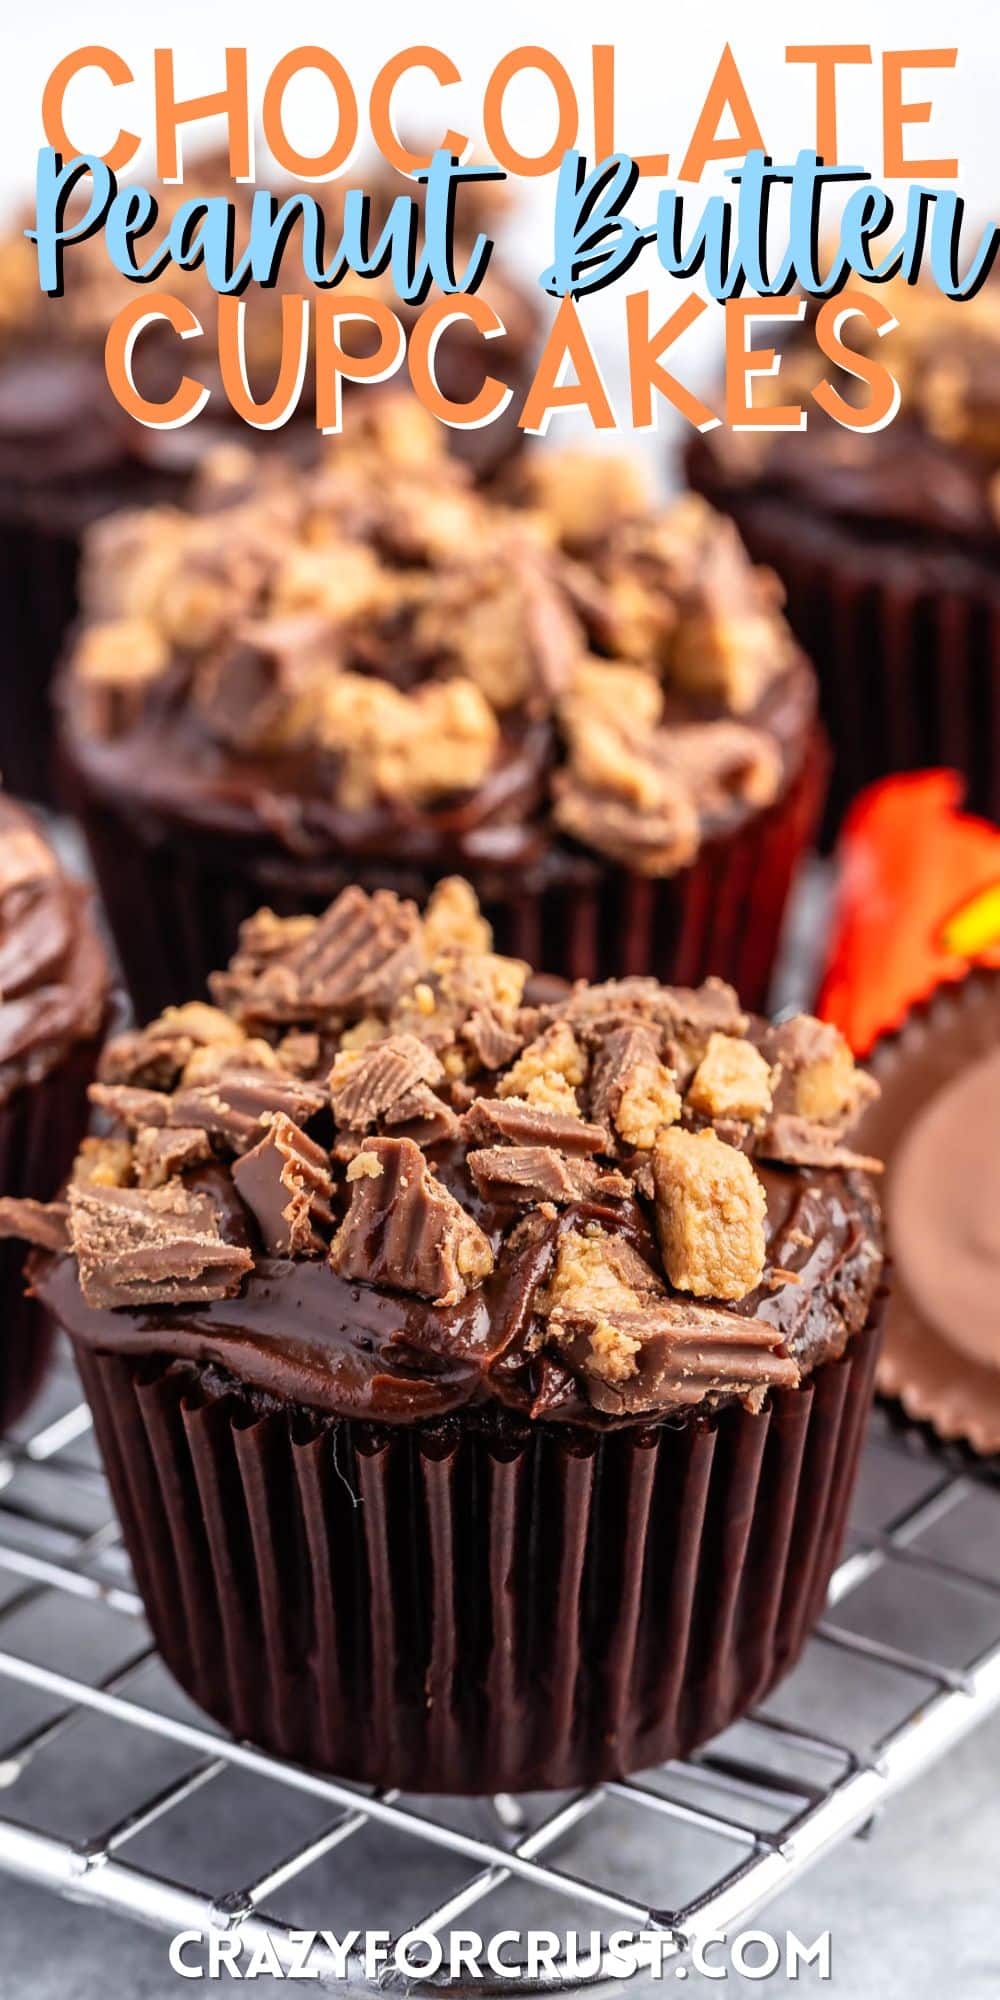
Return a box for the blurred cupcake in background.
[57,406,825,1019]
[0,794,111,1431]
[686,281,1000,842]
[0,154,539,800]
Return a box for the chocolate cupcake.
[686,283,1000,841]
[0,796,111,1429]
[0,156,538,801]
[854,969,1000,1464]
[58,422,824,1019]
[5,879,883,1790]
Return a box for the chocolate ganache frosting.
[691,277,1000,556]
[59,404,815,883]
[0,794,110,1100]
[5,879,883,1428]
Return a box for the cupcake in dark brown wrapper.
[7,878,883,1791]
[686,281,1000,843]
[854,967,1000,1468]
[0,794,112,1429]
[0,155,539,802]
[58,418,824,1018]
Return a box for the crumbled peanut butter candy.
[498,1021,587,1116]
[652,1126,767,1300]
[688,1033,774,1125]
[615,1057,683,1150]
[414,551,583,711]
[539,1228,663,1385]
[568,657,665,732]
[320,673,500,810]
[672,611,783,715]
[74,619,169,736]
[541,1226,660,1320]
[520,448,649,550]
[72,1135,133,1189]
[423,876,493,960]
[272,540,387,623]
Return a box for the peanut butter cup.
[856,968,1000,1463]
[3,879,883,1789]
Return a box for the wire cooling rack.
[0,1346,999,1994]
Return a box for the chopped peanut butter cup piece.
[460,1005,526,1073]
[589,1021,681,1150]
[462,1096,608,1157]
[756,1115,883,1174]
[765,1017,879,1129]
[330,1136,493,1306]
[414,549,582,712]
[214,886,424,1027]
[467,1146,631,1207]
[537,1222,795,1412]
[99,1002,251,1091]
[132,1126,212,1190]
[233,1113,335,1256]
[0,1196,70,1253]
[169,1066,327,1152]
[68,1180,252,1309]
[321,673,500,811]
[329,1033,445,1129]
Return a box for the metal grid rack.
[1,1347,999,1994]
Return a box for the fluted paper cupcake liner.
[66,734,825,1024]
[0,1030,107,1432]
[684,475,1000,846]
[71,1299,882,1794]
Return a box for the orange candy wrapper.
[818,771,1000,1057]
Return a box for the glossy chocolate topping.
[0,795,110,1100]
[37,1155,880,1428]
[12,879,882,1429]
[859,969,1000,1454]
